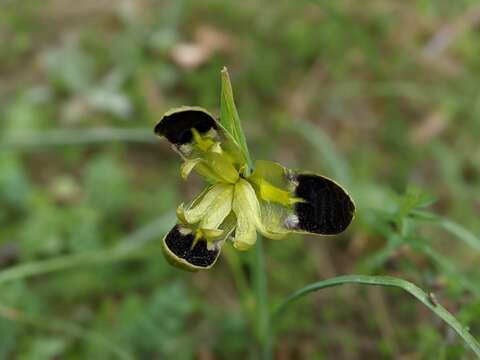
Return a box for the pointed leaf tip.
[220,67,252,168]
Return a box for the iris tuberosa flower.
[155,75,354,271]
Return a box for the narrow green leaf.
[357,235,402,273]
[1,128,155,148]
[220,67,252,168]
[288,119,351,186]
[439,218,480,252]
[410,209,439,222]
[0,304,132,360]
[274,275,480,358]
[414,242,480,296]
[0,213,175,285]
[411,210,480,252]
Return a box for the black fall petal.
[164,225,219,268]
[294,174,355,234]
[155,109,217,145]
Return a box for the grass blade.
[289,119,351,186]
[414,242,480,297]
[274,275,480,358]
[412,210,480,252]
[0,304,133,360]
[1,128,155,148]
[439,218,480,252]
[0,213,175,285]
[357,235,402,273]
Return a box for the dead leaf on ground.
[170,26,233,71]
[410,111,448,145]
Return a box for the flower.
[154,75,355,272]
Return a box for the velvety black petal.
[155,108,217,145]
[163,225,220,268]
[294,174,355,234]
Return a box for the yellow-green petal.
[199,185,233,230]
[162,213,237,272]
[201,228,225,240]
[256,201,289,240]
[249,160,355,236]
[184,183,232,225]
[176,203,188,224]
[203,152,239,184]
[232,179,260,251]
[162,224,222,271]
[154,106,248,167]
[248,160,294,238]
[180,158,203,179]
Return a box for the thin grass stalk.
[252,235,273,360]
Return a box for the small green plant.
[153,68,480,359]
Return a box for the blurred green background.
[1,0,480,359]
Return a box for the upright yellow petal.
[232,179,261,251]
[199,184,233,230]
[203,152,239,184]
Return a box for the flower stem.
[253,235,273,359]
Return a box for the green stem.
[223,245,255,326]
[253,235,273,360]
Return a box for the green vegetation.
[1,0,480,358]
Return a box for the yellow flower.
[155,105,355,271]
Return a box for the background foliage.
[1,0,480,358]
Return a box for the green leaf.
[274,275,480,358]
[220,67,252,168]
[412,241,480,296]
[397,186,436,219]
[287,118,351,186]
[411,210,480,253]
[439,218,480,253]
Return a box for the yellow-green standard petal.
[203,151,239,184]
[199,185,233,230]
[232,179,261,251]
